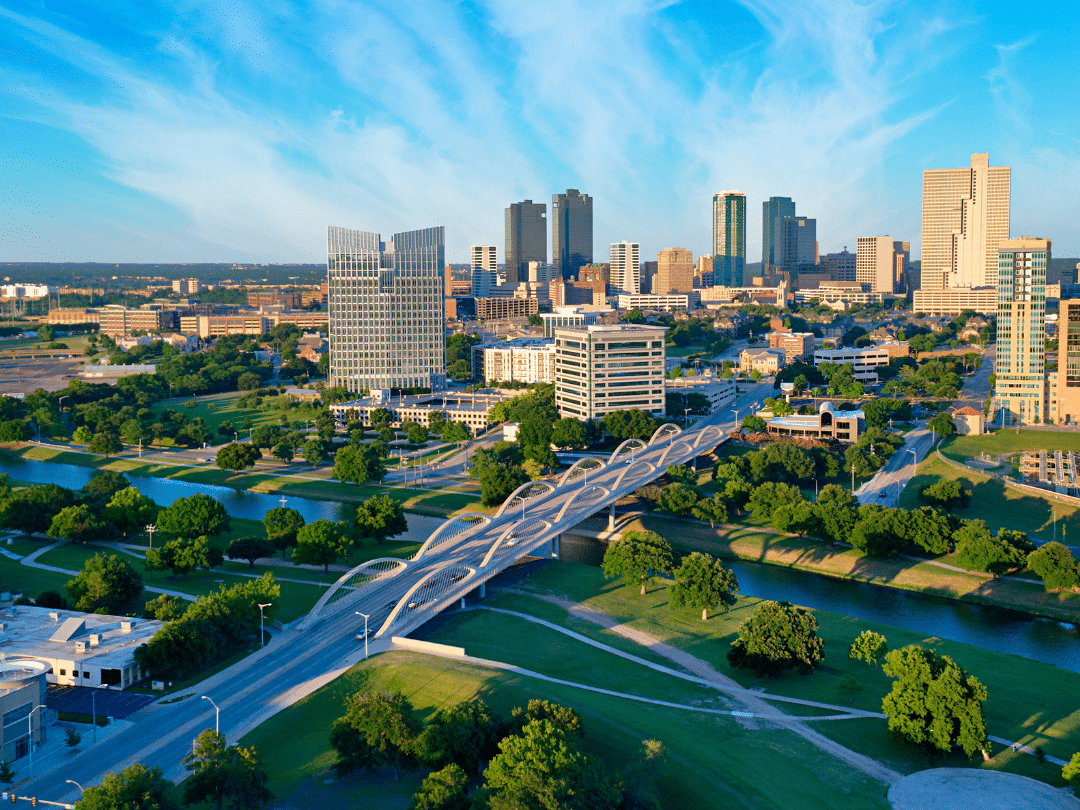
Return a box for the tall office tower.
[327,225,446,394]
[922,153,1011,290]
[995,237,1050,425]
[856,236,899,293]
[773,217,817,276]
[695,255,714,288]
[609,242,641,295]
[505,200,547,286]
[712,191,746,286]
[1050,296,1080,425]
[656,247,694,294]
[552,189,593,279]
[820,248,856,282]
[893,241,910,292]
[762,196,797,267]
[471,245,498,298]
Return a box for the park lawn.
[501,561,1080,781]
[240,650,890,810]
[608,514,1080,623]
[898,453,1080,542]
[942,429,1080,462]
[148,392,323,446]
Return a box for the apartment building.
[474,296,539,321]
[767,331,815,362]
[472,337,557,385]
[995,237,1050,425]
[98,306,175,338]
[656,247,694,294]
[248,289,302,308]
[554,324,666,420]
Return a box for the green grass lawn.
[942,429,1080,462]
[148,392,324,446]
[240,649,891,810]
[487,561,1079,782]
[899,453,1080,541]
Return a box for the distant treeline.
[0,262,327,286]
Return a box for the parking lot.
[45,684,158,719]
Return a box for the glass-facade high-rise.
[994,237,1049,425]
[712,191,746,287]
[552,189,593,279]
[762,196,796,267]
[505,200,547,286]
[327,225,446,394]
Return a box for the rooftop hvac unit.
[75,641,87,653]
[120,621,134,633]
[89,634,100,647]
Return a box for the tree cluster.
[728,600,825,677]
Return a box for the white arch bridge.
[299,422,726,640]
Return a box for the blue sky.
[1,0,1078,264]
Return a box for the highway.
[21,418,724,805]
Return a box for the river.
[1,453,1077,672]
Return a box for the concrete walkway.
[20,542,197,602]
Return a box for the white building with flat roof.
[554,324,666,420]
[666,371,737,414]
[813,345,891,382]
[617,293,691,311]
[472,337,557,385]
[539,306,602,337]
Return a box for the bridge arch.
[494,480,556,518]
[612,459,656,492]
[411,513,491,560]
[555,484,611,524]
[375,564,476,638]
[480,517,552,568]
[657,439,696,468]
[648,423,682,445]
[693,424,725,448]
[558,456,606,487]
[608,438,647,465]
[299,558,409,629]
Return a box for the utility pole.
[145,524,156,549]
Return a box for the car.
[356,628,371,639]
[878,490,887,499]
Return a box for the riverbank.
[569,513,1080,624]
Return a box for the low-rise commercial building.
[739,347,785,375]
[616,293,690,311]
[47,309,99,326]
[665,371,737,414]
[1020,450,1080,495]
[554,324,666,420]
[98,306,175,338]
[539,306,602,337]
[812,345,891,382]
[474,297,539,321]
[767,331,815,362]
[0,658,49,763]
[180,314,269,338]
[248,289,302,309]
[765,402,864,442]
[472,337,557,385]
[331,392,509,435]
[952,405,985,435]
[795,281,885,309]
[911,287,997,316]
[698,282,787,308]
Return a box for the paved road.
[20,420,724,805]
[953,344,994,411]
[855,426,935,507]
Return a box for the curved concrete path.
[888,768,1080,810]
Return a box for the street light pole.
[27,704,44,771]
[258,603,271,648]
[731,409,739,430]
[65,780,85,799]
[851,464,856,493]
[201,695,220,735]
[145,524,156,549]
[356,611,370,659]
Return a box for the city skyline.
[1,2,1079,263]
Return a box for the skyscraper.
[856,236,899,293]
[922,153,1011,290]
[505,200,547,286]
[471,245,497,298]
[327,225,446,394]
[994,237,1050,425]
[609,242,640,295]
[552,189,593,279]
[656,248,694,294]
[712,191,746,286]
[773,217,817,276]
[762,196,797,267]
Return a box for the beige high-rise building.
[994,237,1050,425]
[656,247,694,294]
[921,153,1010,290]
[856,236,898,293]
[1048,297,1080,425]
[894,241,910,292]
[695,255,714,288]
[609,242,640,295]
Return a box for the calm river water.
[2,454,1077,671]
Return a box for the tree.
[440,421,469,444]
[88,431,122,457]
[330,690,422,778]
[665,464,696,486]
[217,442,262,474]
[75,763,179,810]
[49,504,109,544]
[143,593,186,621]
[263,507,305,559]
[551,418,589,449]
[954,521,1028,575]
[227,537,276,567]
[634,484,662,514]
[271,442,294,462]
[741,415,767,433]
[3,483,75,536]
[904,506,954,555]
[1027,542,1079,591]
[410,764,470,810]
[301,438,328,467]
[1063,752,1080,790]
[293,519,352,571]
[158,536,211,577]
[402,421,428,445]
[65,725,82,752]
[881,645,987,759]
[66,553,144,614]
[849,506,909,558]
[771,500,821,538]
[602,530,674,595]
[478,719,620,810]
[334,443,386,485]
[251,424,284,450]
[918,479,971,509]
[668,552,739,620]
[746,481,803,520]
[728,600,825,677]
[104,487,160,538]
[73,425,92,444]
[849,630,888,665]
[479,464,528,508]
[81,470,131,507]
[928,412,956,439]
[813,484,859,544]
[157,493,230,540]
[691,494,728,528]
[508,699,584,739]
[0,760,13,786]
[120,418,149,445]
[35,590,65,608]
[354,495,407,546]
[417,700,500,775]
[182,729,272,810]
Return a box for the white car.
[505,532,518,547]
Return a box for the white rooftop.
[0,606,161,669]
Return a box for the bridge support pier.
[551,534,560,559]
[460,597,465,609]
[607,502,616,533]
[479,582,486,599]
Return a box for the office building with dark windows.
[712,191,746,287]
[505,200,547,286]
[552,189,593,279]
[327,225,446,394]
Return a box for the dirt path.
[521,591,903,786]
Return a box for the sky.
[1,0,1078,265]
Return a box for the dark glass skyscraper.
[327,225,446,394]
[504,200,547,286]
[762,196,796,267]
[712,191,746,287]
[552,189,593,279]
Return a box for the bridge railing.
[411,513,491,560]
[558,456,606,487]
[480,517,552,568]
[299,557,409,630]
[375,564,476,638]
[608,438,647,465]
[648,423,682,445]
[494,480,556,518]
